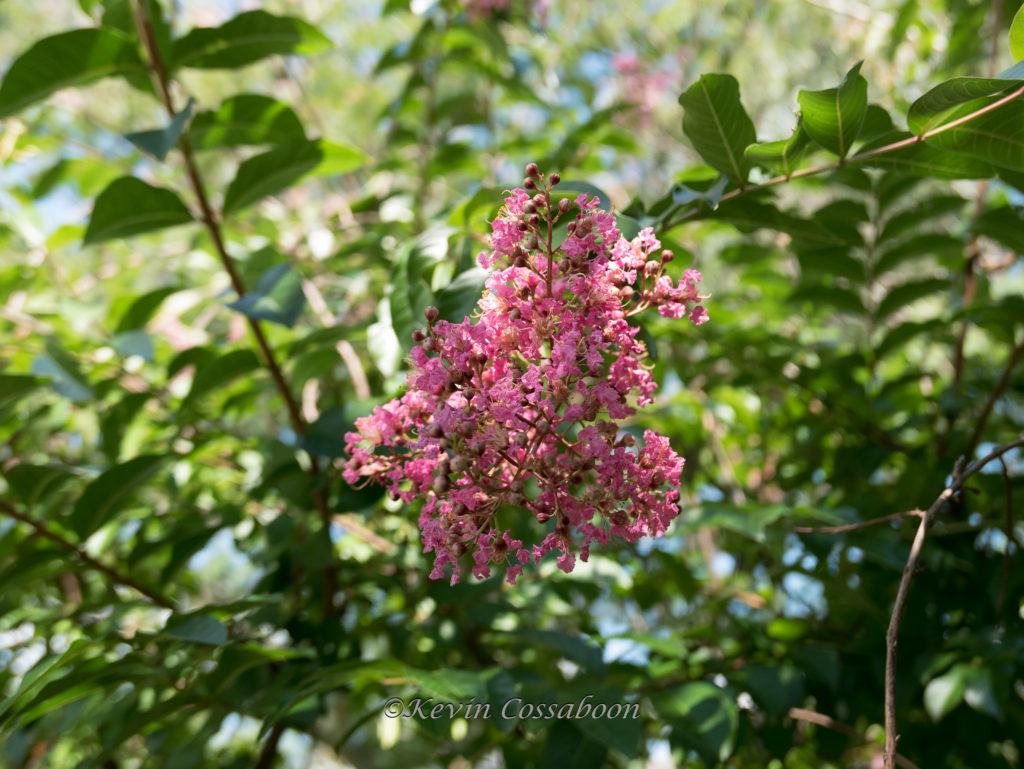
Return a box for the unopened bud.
[620,286,634,301]
[660,249,674,264]
[433,475,449,495]
[528,214,540,227]
[451,455,470,472]
[428,422,444,439]
[558,258,571,273]
[424,306,439,323]
[523,202,536,214]
[523,234,539,250]
[412,329,425,342]
[566,221,577,234]
[509,308,521,321]
[524,177,537,190]
[644,261,660,276]
[514,432,528,448]
[548,172,560,186]
[574,219,593,238]
[508,492,525,506]
[558,198,571,214]
[525,162,540,178]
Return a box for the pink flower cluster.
[344,164,708,585]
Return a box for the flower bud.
[524,177,537,190]
[558,258,571,273]
[508,492,524,506]
[557,197,572,214]
[620,286,634,301]
[532,194,546,208]
[451,455,470,472]
[660,249,674,264]
[514,432,528,448]
[548,172,560,186]
[574,219,593,238]
[566,221,577,234]
[433,475,450,495]
[428,422,444,439]
[523,234,539,251]
[644,261,660,276]
[525,162,540,178]
[412,329,425,342]
[523,202,536,214]
[528,214,540,227]
[424,306,439,324]
[517,221,529,232]
[508,308,521,321]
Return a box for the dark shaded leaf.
[222,139,363,214]
[124,98,194,161]
[0,28,145,118]
[227,262,306,327]
[84,177,193,245]
[69,454,168,538]
[189,94,307,149]
[171,10,331,70]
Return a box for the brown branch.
[792,510,923,535]
[254,722,284,769]
[963,337,1024,462]
[0,500,174,609]
[789,708,922,769]
[884,437,1024,769]
[129,0,339,615]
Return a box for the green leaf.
[654,682,738,765]
[858,130,995,179]
[115,287,180,333]
[171,10,332,70]
[874,234,963,276]
[163,614,228,646]
[112,329,154,360]
[222,139,363,215]
[183,349,261,406]
[189,94,307,149]
[435,268,487,324]
[227,263,306,327]
[0,375,44,406]
[744,122,809,176]
[31,338,94,403]
[540,722,608,769]
[84,177,193,245]
[555,181,614,212]
[123,98,194,161]
[909,69,1024,171]
[877,277,951,321]
[678,74,756,184]
[3,464,77,508]
[970,205,1024,253]
[1012,3,1024,61]
[388,241,437,354]
[69,454,168,538]
[798,61,869,158]
[498,629,606,675]
[876,319,945,359]
[790,284,866,315]
[877,195,966,244]
[924,664,968,721]
[0,28,145,119]
[908,71,1024,135]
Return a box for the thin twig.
[128,0,339,616]
[996,455,1014,623]
[884,437,1024,769]
[964,337,1024,462]
[789,708,923,769]
[793,510,923,534]
[0,500,174,609]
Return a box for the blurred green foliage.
[1,0,1023,768]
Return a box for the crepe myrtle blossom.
[344,164,708,585]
